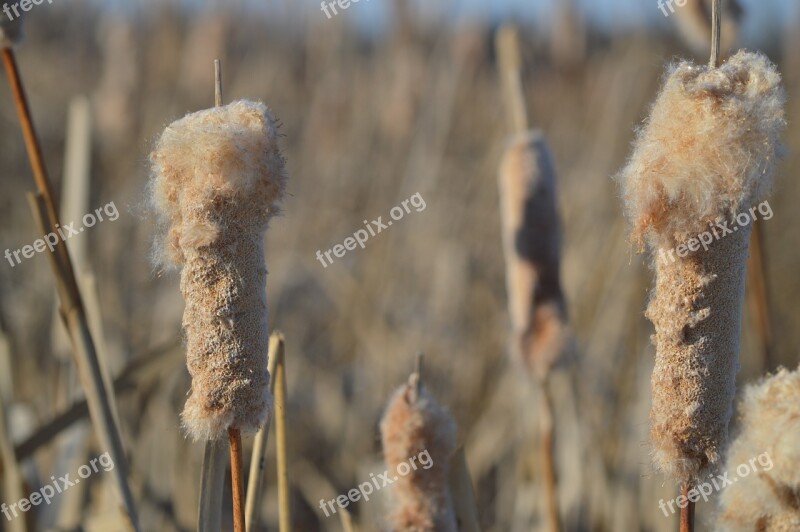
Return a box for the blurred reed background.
[0,0,798,530]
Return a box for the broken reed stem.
[4,45,139,531]
[229,428,246,532]
[710,0,722,67]
[539,380,561,532]
[274,338,291,532]
[496,25,529,134]
[680,483,695,532]
[198,439,227,532]
[245,332,284,530]
[1,49,78,295]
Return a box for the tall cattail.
[149,100,287,441]
[717,367,800,531]
[498,131,569,382]
[380,377,458,532]
[616,51,785,483]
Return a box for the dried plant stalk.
[149,100,287,441]
[380,378,458,532]
[616,50,785,483]
[717,367,800,531]
[498,131,568,382]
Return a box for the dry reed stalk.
[273,334,291,532]
[198,439,227,532]
[380,365,458,532]
[746,223,773,372]
[495,25,528,135]
[245,332,284,530]
[0,332,26,532]
[615,44,785,530]
[716,367,800,531]
[447,446,481,532]
[3,36,139,531]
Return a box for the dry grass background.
[0,1,798,531]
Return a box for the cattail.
[673,0,744,57]
[616,51,785,483]
[380,377,458,532]
[149,100,287,441]
[498,131,569,382]
[0,15,23,48]
[716,367,800,531]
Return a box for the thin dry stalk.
[198,439,228,532]
[245,332,284,530]
[4,44,139,530]
[274,337,291,532]
[710,0,722,67]
[495,25,529,135]
[447,446,481,532]
[0,336,27,532]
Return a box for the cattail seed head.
[380,381,458,532]
[498,131,569,381]
[615,51,785,483]
[717,367,800,531]
[149,100,287,441]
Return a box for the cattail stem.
[496,25,529,134]
[680,483,695,532]
[710,0,722,67]
[539,380,561,532]
[229,428,246,532]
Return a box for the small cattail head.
[717,367,800,531]
[617,50,785,252]
[380,380,458,532]
[0,15,23,48]
[498,131,569,380]
[149,100,286,441]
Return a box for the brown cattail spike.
[498,131,569,381]
[150,100,287,441]
[616,51,785,483]
[380,381,458,532]
[717,367,800,531]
